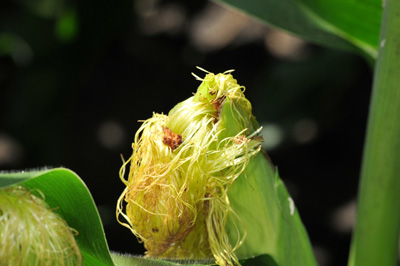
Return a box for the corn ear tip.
[0,186,83,265]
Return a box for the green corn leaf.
[213,0,359,54]
[294,0,382,59]
[348,0,400,265]
[213,0,382,61]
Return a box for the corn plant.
[1,0,398,265]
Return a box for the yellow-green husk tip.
[117,69,262,266]
[0,186,83,266]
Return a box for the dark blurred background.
[0,0,372,265]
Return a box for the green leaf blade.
[349,0,400,265]
[213,0,359,53]
[295,0,382,59]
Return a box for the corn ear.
[0,186,83,265]
[117,68,316,266]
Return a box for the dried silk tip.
[0,186,83,266]
[117,69,262,266]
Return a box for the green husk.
[217,76,317,266]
